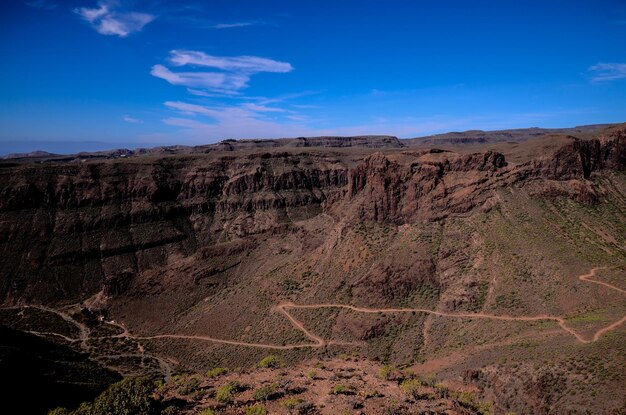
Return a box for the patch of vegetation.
[329,384,356,395]
[206,367,228,378]
[452,390,494,415]
[176,375,201,396]
[49,377,156,415]
[243,404,268,415]
[378,364,395,380]
[400,378,426,399]
[216,381,245,403]
[281,397,315,414]
[566,310,606,324]
[495,291,523,310]
[253,383,282,401]
[257,355,282,368]
[282,278,302,292]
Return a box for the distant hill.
[2,124,620,163]
[403,124,614,146]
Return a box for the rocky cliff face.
[0,130,624,306]
[0,152,351,304]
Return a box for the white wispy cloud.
[162,100,313,138]
[151,65,248,94]
[151,50,293,95]
[122,115,143,123]
[74,1,156,37]
[165,101,287,117]
[588,62,626,83]
[161,101,457,141]
[241,103,287,113]
[168,50,293,73]
[212,22,253,29]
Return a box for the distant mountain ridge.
[403,123,614,146]
[2,123,618,163]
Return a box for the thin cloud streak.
[122,115,143,124]
[151,50,293,95]
[213,22,253,29]
[168,50,293,73]
[161,101,473,142]
[588,63,626,83]
[151,64,247,94]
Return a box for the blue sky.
[1,0,626,154]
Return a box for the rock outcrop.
[0,129,624,306]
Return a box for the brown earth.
[1,125,625,414]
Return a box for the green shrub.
[257,355,282,368]
[253,383,281,401]
[198,409,215,415]
[281,397,303,411]
[378,365,395,380]
[59,378,155,415]
[282,397,316,414]
[216,381,244,403]
[243,404,268,415]
[176,376,201,395]
[400,378,424,399]
[207,367,229,378]
[452,390,493,414]
[48,408,69,415]
[329,384,356,395]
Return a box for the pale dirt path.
[579,267,626,295]
[279,267,625,344]
[3,267,624,360]
[3,304,90,348]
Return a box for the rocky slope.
[1,130,623,305]
[1,126,625,414]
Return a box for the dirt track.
[3,267,625,357]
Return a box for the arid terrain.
[1,124,625,414]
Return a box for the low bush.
[329,384,356,395]
[176,376,201,395]
[253,383,281,401]
[243,404,268,415]
[281,397,315,414]
[207,367,229,378]
[258,355,282,369]
[61,377,156,415]
[400,378,424,399]
[378,364,396,380]
[216,381,245,403]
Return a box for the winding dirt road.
[3,267,625,359]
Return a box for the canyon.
[1,125,625,414]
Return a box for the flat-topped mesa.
[300,135,403,148]
[2,136,404,163]
[201,135,404,152]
